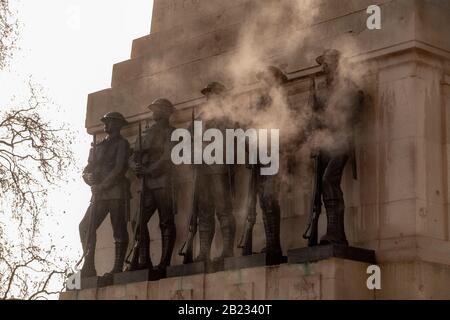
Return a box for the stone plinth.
[288,245,376,265]
[60,257,374,300]
[113,268,166,285]
[80,274,113,290]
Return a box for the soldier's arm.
[129,136,141,172]
[98,139,130,190]
[82,147,95,186]
[145,132,173,177]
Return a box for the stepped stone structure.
[61,0,450,300]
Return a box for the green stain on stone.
[302,262,312,276]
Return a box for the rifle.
[238,164,258,256]
[350,90,364,181]
[125,122,150,269]
[302,153,322,246]
[178,108,198,264]
[76,134,98,270]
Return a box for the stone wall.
[80,0,450,299]
[61,258,374,300]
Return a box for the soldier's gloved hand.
[91,185,103,194]
[133,164,144,176]
[85,173,96,185]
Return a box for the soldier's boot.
[109,242,128,274]
[80,249,97,278]
[125,247,140,272]
[320,199,348,246]
[217,215,236,259]
[138,245,153,270]
[157,227,176,270]
[262,204,282,257]
[195,228,213,262]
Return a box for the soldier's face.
[206,92,222,104]
[152,108,170,120]
[103,119,122,134]
[323,59,339,76]
[263,74,276,88]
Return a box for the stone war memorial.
[61,0,450,300]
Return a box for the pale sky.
[0,0,154,267]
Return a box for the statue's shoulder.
[95,137,109,147]
[142,121,158,135]
[117,135,130,148]
[339,76,358,90]
[168,125,177,134]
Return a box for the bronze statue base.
[81,274,113,289]
[224,253,287,271]
[166,261,205,278]
[113,268,166,285]
[288,244,376,264]
[166,258,225,278]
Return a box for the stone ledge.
[113,268,166,285]
[62,259,450,300]
[287,245,376,264]
[80,274,113,290]
[61,256,376,300]
[224,253,288,271]
[166,258,225,278]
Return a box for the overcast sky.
[0,0,154,265]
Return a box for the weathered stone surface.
[113,268,165,285]
[59,290,78,300]
[125,282,149,300]
[87,0,421,130]
[77,288,97,300]
[376,260,450,299]
[158,273,205,299]
[166,261,206,278]
[224,253,287,271]
[96,284,126,300]
[288,245,376,264]
[66,257,450,300]
[205,266,268,299]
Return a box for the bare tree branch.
[0,0,18,69]
[0,82,76,300]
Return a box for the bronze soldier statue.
[193,82,236,262]
[128,98,177,271]
[304,49,363,246]
[79,112,131,278]
[239,66,286,258]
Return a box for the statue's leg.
[214,174,236,259]
[138,193,155,270]
[320,153,349,245]
[155,187,176,269]
[195,175,215,262]
[79,206,91,254]
[259,176,282,256]
[108,199,130,274]
[79,201,109,277]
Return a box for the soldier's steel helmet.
[256,66,288,84]
[201,82,227,96]
[147,98,175,114]
[100,112,128,126]
[316,49,342,65]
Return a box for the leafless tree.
[0,1,76,300]
[0,0,18,69]
[0,81,76,300]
